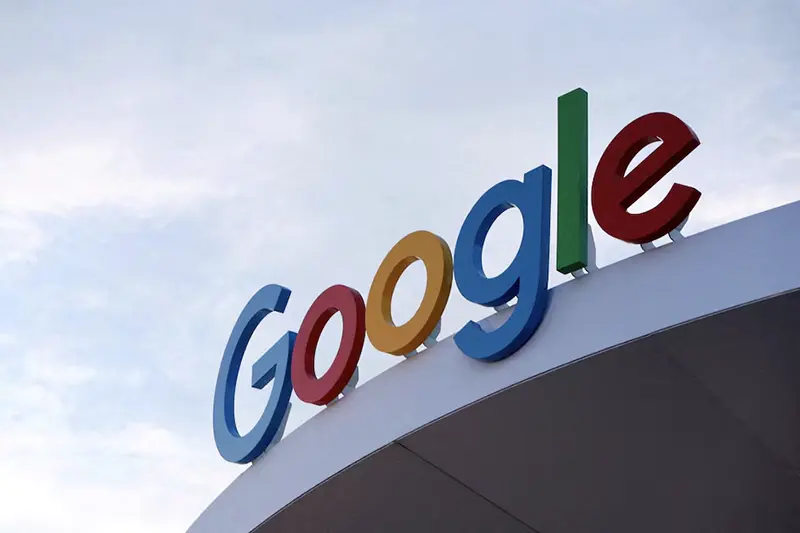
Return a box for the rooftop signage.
[213,88,702,464]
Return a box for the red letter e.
[592,112,700,244]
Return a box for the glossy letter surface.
[292,284,366,405]
[213,284,295,464]
[366,230,453,355]
[557,88,589,274]
[592,112,701,244]
[453,165,552,362]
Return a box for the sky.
[0,1,797,532]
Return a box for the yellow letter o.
[366,230,453,355]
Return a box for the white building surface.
[188,201,800,533]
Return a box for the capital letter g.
[213,284,295,464]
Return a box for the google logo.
[213,88,702,464]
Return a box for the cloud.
[0,142,214,215]
[0,2,797,533]
[0,418,233,533]
[0,214,49,266]
[0,333,234,533]
[95,422,183,457]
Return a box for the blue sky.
[0,1,797,531]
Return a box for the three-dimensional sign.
[213,88,702,464]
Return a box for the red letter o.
[291,285,366,405]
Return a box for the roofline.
[188,201,800,533]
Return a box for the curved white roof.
[188,200,800,533]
